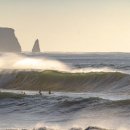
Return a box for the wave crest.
[0,70,129,93]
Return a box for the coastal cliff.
[0,27,21,52]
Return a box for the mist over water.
[0,53,126,74]
[0,53,69,71]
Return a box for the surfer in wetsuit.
[49,89,51,94]
[39,89,42,95]
[21,91,26,95]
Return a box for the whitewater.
[0,52,130,130]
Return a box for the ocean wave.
[0,92,25,99]
[0,70,129,93]
[0,92,130,130]
[33,126,113,130]
[0,53,129,74]
[0,92,130,112]
[0,126,113,130]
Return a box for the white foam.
[0,53,128,74]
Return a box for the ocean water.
[0,52,130,130]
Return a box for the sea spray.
[0,53,70,71]
[0,53,126,74]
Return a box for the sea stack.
[0,27,21,52]
[32,39,40,52]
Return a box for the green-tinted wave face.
[0,92,25,99]
[0,70,129,93]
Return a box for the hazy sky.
[0,0,130,52]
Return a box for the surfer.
[39,89,42,95]
[21,91,26,95]
[49,89,51,94]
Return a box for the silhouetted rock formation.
[0,27,21,52]
[32,39,40,52]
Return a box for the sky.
[0,0,130,52]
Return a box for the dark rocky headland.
[0,27,21,52]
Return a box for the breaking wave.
[0,70,130,93]
[0,53,130,130]
[0,53,69,71]
[0,53,127,74]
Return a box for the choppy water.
[0,52,130,130]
